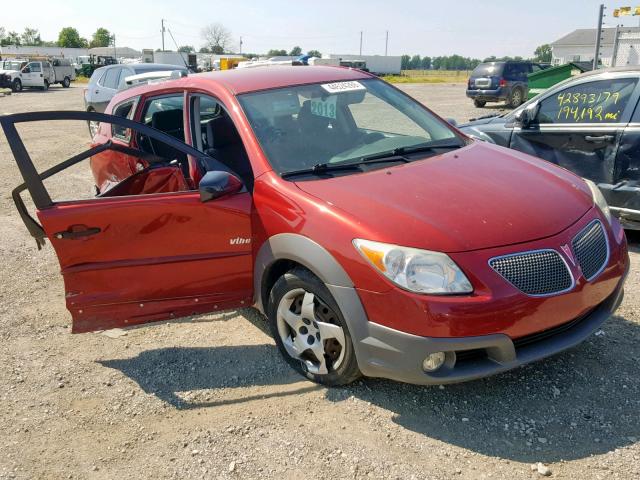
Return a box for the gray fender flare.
[254,233,374,370]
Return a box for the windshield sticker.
[310,96,337,119]
[321,81,366,94]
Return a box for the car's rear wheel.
[473,99,486,108]
[87,109,99,137]
[509,88,524,108]
[268,267,361,386]
[11,79,22,92]
[62,77,70,88]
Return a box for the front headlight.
[353,239,473,294]
[585,179,612,225]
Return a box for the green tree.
[178,45,195,53]
[267,49,287,56]
[409,54,421,70]
[534,44,552,63]
[90,28,111,48]
[58,27,87,48]
[420,56,431,69]
[3,30,21,46]
[400,54,410,70]
[307,49,322,58]
[199,46,211,53]
[21,27,41,45]
[289,46,302,56]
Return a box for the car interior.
[112,94,253,197]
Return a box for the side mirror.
[198,170,243,202]
[515,102,539,129]
[22,67,30,73]
[446,118,458,127]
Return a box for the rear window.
[471,63,504,77]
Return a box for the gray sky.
[4,0,640,57]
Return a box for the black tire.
[11,79,22,92]
[509,88,524,108]
[473,99,486,108]
[62,77,70,88]
[268,267,361,386]
[42,80,49,91]
[86,108,98,137]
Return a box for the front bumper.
[353,272,626,385]
[466,88,507,101]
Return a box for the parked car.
[0,59,75,92]
[4,66,629,386]
[466,60,547,108]
[459,67,640,230]
[84,63,189,135]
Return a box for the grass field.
[383,70,471,84]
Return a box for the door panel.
[511,126,621,183]
[2,110,253,333]
[37,191,252,332]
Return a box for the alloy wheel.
[276,288,346,375]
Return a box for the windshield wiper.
[281,156,409,179]
[361,140,464,162]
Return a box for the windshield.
[471,63,504,77]
[1,61,24,71]
[239,78,463,176]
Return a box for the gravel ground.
[0,83,639,480]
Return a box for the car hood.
[459,115,506,128]
[0,69,19,75]
[295,142,592,253]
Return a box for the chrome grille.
[489,250,573,296]
[572,220,608,280]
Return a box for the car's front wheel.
[11,79,22,92]
[62,77,71,88]
[268,267,361,386]
[473,99,486,108]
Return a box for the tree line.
[0,26,114,48]
[401,45,552,71]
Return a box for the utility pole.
[111,34,116,60]
[385,30,389,56]
[161,19,166,52]
[611,24,621,67]
[239,36,243,54]
[593,4,604,70]
[359,31,363,56]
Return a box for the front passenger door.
[21,62,42,87]
[510,76,640,184]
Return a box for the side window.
[100,68,120,90]
[142,94,185,140]
[42,62,51,69]
[189,94,254,188]
[503,64,515,79]
[531,64,542,73]
[111,99,138,141]
[28,62,41,73]
[117,68,133,89]
[537,78,639,124]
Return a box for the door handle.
[54,225,101,240]
[584,135,615,143]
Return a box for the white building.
[551,27,640,67]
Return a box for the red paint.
[34,66,628,341]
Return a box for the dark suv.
[466,61,546,108]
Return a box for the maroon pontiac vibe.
[3,66,629,386]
